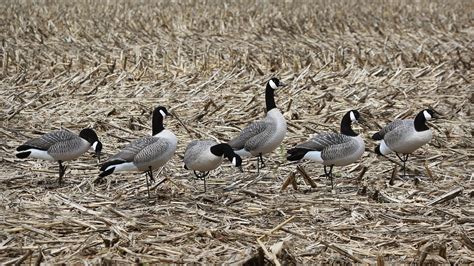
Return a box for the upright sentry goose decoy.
[373,109,437,177]
[98,106,177,198]
[228,78,287,174]
[287,110,365,189]
[15,128,102,184]
[184,140,243,192]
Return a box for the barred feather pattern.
[373,119,412,140]
[108,135,174,171]
[294,133,364,165]
[19,130,90,161]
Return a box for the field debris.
[1,0,472,264]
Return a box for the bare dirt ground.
[1,0,473,264]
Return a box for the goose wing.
[109,136,166,163]
[372,119,412,140]
[292,133,350,151]
[228,120,269,150]
[184,139,218,166]
[18,130,77,151]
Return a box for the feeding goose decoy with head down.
[16,128,102,184]
[184,140,242,192]
[373,109,437,177]
[98,106,177,198]
[287,110,365,189]
[228,78,287,174]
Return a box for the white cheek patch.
[232,157,237,166]
[350,111,357,122]
[269,80,277,89]
[159,110,166,118]
[423,110,432,120]
[91,141,98,151]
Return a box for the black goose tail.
[372,132,383,140]
[99,160,124,177]
[16,151,31,159]
[16,145,38,159]
[287,148,309,161]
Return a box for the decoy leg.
[148,167,156,183]
[259,153,266,168]
[256,156,260,175]
[146,167,153,199]
[58,161,65,184]
[256,153,265,175]
[329,165,334,189]
[395,153,410,177]
[193,171,210,193]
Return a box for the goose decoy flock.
[98,106,177,198]
[184,140,242,192]
[15,128,102,184]
[14,78,439,196]
[287,110,365,188]
[228,78,287,174]
[373,109,437,177]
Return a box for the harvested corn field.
[1,0,473,264]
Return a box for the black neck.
[152,114,165,135]
[265,85,277,112]
[210,143,232,158]
[414,111,429,131]
[340,115,358,136]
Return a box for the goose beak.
[278,82,287,88]
[238,166,244,173]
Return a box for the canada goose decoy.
[228,78,287,174]
[287,110,365,189]
[98,106,177,198]
[184,140,243,192]
[16,128,102,184]
[373,109,437,177]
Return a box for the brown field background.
[1,0,473,264]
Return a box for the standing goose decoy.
[98,106,177,198]
[228,78,287,174]
[183,140,243,192]
[15,128,102,184]
[287,110,365,189]
[373,109,437,177]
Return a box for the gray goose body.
[103,131,177,173]
[228,109,287,157]
[184,140,223,172]
[227,78,287,173]
[373,109,437,178]
[375,119,432,155]
[292,133,365,166]
[16,128,102,183]
[287,110,364,188]
[18,130,90,161]
[98,106,176,198]
[183,139,242,192]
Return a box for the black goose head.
[79,128,102,162]
[340,110,360,137]
[414,109,437,131]
[152,106,171,135]
[210,143,243,170]
[265,78,286,112]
